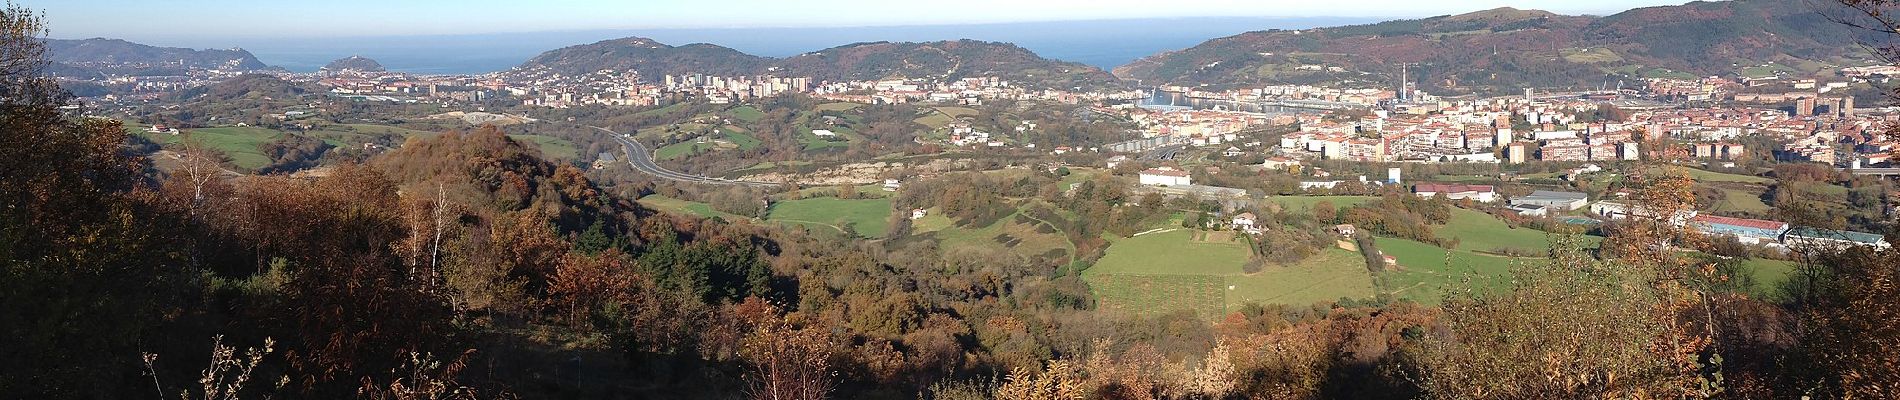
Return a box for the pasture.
[767,197,894,238]
[1084,229,1376,317]
[146,127,282,170]
[1374,237,1523,305]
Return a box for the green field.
[1440,208,1577,254]
[1265,196,1375,213]
[1673,166,1770,184]
[767,197,893,237]
[727,106,765,123]
[145,127,283,170]
[1085,229,1376,317]
[1744,258,1801,300]
[654,128,757,160]
[814,102,862,112]
[1713,187,1772,213]
[637,196,744,220]
[916,208,1075,266]
[655,141,719,160]
[726,130,761,150]
[801,126,855,151]
[914,113,954,130]
[1375,237,1522,305]
[513,135,579,160]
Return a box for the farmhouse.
[1260,156,1302,170]
[1412,183,1498,203]
[1232,212,1260,234]
[1139,167,1192,186]
[1689,215,1789,245]
[1511,190,1589,211]
[812,129,837,138]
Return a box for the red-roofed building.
[1690,215,1790,245]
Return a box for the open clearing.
[1265,196,1375,212]
[767,197,893,238]
[1672,166,1770,184]
[1085,229,1376,317]
[1375,237,1524,305]
[512,135,579,160]
[144,127,281,170]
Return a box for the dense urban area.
[11,0,1900,398]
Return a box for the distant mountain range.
[516,37,1122,90]
[43,38,276,77]
[42,0,1892,95]
[1115,0,1890,94]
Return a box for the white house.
[1300,180,1343,190]
[1232,212,1260,234]
[910,208,928,220]
[812,129,837,138]
[1412,183,1498,203]
[882,179,902,191]
[1139,167,1192,186]
[1260,157,1302,170]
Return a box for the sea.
[211,17,1378,75]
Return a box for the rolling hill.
[1114,0,1888,94]
[515,37,1122,90]
[514,37,771,77]
[778,40,1120,89]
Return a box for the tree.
[1409,237,1713,398]
[739,300,838,400]
[0,4,193,395]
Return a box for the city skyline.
[36,0,1689,42]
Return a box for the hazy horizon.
[49,17,1385,74]
[34,0,1689,42]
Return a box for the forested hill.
[321,55,385,73]
[779,40,1121,90]
[514,37,1123,90]
[42,38,275,77]
[514,37,771,78]
[1114,0,1888,94]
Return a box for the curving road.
[590,126,782,188]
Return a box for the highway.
[590,126,783,188]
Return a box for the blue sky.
[35,0,1687,40]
